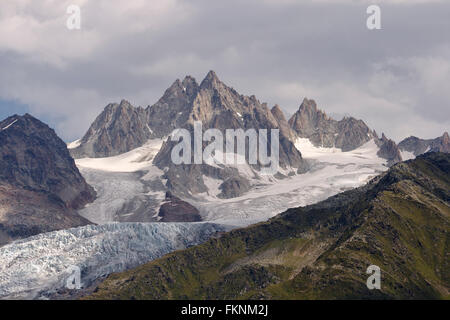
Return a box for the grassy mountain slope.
[87,153,449,300]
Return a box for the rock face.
[376,133,403,166]
[271,104,296,141]
[218,176,251,199]
[288,98,404,166]
[0,114,96,245]
[147,76,200,138]
[70,100,152,158]
[158,192,201,222]
[398,132,450,156]
[288,98,376,151]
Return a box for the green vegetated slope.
[87,153,450,300]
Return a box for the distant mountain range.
[66,71,448,222]
[399,132,450,158]
[70,71,449,171]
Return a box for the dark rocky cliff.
[0,114,96,245]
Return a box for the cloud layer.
[0,0,448,141]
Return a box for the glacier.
[76,138,388,227]
[0,222,226,299]
[192,139,388,226]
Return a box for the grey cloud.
[0,0,448,141]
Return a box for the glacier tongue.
[0,222,226,300]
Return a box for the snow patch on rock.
[67,139,81,149]
[400,150,415,161]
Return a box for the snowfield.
[75,138,163,172]
[77,138,388,227]
[76,139,166,224]
[0,137,389,299]
[0,222,226,299]
[193,139,388,226]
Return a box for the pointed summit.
[288,98,327,137]
[0,113,55,135]
[182,75,198,86]
[164,78,183,94]
[119,99,132,107]
[298,98,318,113]
[200,70,222,89]
[271,104,286,122]
[376,133,402,166]
[181,75,199,96]
[71,100,151,158]
[158,76,199,104]
[102,100,134,116]
[270,104,297,140]
[289,98,376,152]
[205,70,219,81]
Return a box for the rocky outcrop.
[147,76,200,138]
[271,104,297,141]
[158,192,201,222]
[398,132,450,156]
[70,100,152,158]
[0,185,92,245]
[288,98,404,166]
[218,176,251,199]
[288,98,329,138]
[0,114,96,245]
[335,117,376,151]
[376,133,402,166]
[288,98,376,151]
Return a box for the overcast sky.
[0,0,449,142]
